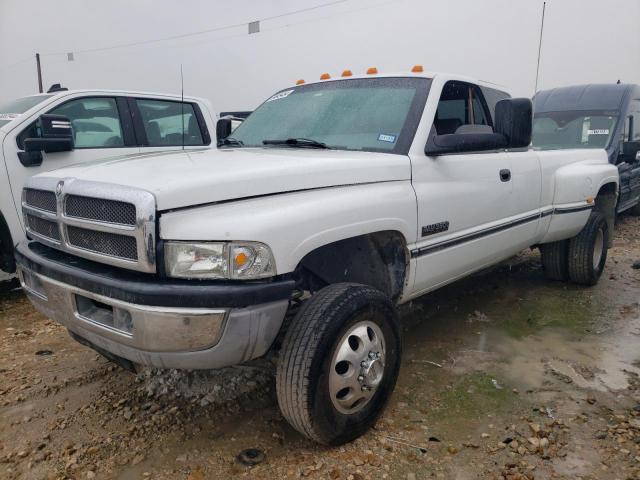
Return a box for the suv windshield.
[532,110,619,150]
[0,94,53,128]
[227,77,431,155]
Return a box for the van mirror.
[23,114,74,154]
[621,141,640,163]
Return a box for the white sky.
[1,0,639,110]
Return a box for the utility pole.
[534,1,547,95]
[35,53,43,93]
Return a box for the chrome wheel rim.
[593,228,604,267]
[329,320,386,415]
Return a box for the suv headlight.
[164,241,276,280]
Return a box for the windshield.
[228,77,431,154]
[532,110,619,150]
[0,94,53,128]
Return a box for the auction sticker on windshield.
[378,133,397,143]
[588,129,609,135]
[266,90,294,102]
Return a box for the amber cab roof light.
[295,79,305,85]
[319,73,331,80]
[366,67,378,75]
[341,69,353,77]
[411,65,424,73]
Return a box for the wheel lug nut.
[361,361,367,367]
[357,375,364,382]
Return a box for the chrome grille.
[25,214,60,241]
[65,195,136,226]
[67,226,138,260]
[22,179,156,273]
[24,189,57,213]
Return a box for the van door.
[619,96,640,211]
[3,95,140,231]
[409,81,522,297]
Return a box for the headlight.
[164,242,276,280]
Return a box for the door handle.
[500,169,511,182]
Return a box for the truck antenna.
[534,1,547,95]
[180,64,185,151]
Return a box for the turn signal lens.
[411,64,424,73]
[366,67,378,75]
[586,197,594,204]
[296,79,305,85]
[234,251,248,267]
[341,69,353,77]
[320,73,331,80]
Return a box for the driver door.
[408,81,516,297]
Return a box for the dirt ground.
[1,216,640,480]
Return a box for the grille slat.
[24,189,57,213]
[65,195,136,226]
[66,226,138,261]
[26,214,60,241]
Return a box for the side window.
[135,99,204,146]
[50,97,124,148]
[435,82,469,134]
[631,100,640,142]
[480,87,511,125]
[621,100,640,145]
[434,82,492,135]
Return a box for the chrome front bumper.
[18,267,289,370]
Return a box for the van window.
[135,99,204,146]
[532,110,618,150]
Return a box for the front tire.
[276,283,401,445]
[567,211,609,285]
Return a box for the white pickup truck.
[15,70,618,445]
[0,86,216,275]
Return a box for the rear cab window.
[135,99,205,146]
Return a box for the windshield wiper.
[218,137,244,147]
[262,138,330,149]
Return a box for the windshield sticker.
[266,90,294,102]
[378,133,397,143]
[588,129,609,135]
[0,113,20,121]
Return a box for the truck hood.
[35,148,410,210]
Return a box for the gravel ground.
[1,215,639,480]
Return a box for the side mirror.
[425,131,507,155]
[24,114,74,153]
[494,98,532,148]
[621,141,640,163]
[425,98,533,156]
[216,117,233,145]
